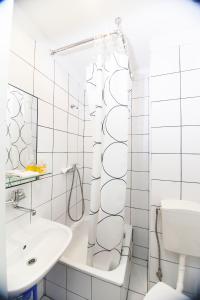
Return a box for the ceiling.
[15,0,137,42]
[14,0,200,81]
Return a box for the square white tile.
[181,69,200,98]
[54,85,68,111]
[132,98,149,116]
[52,174,67,198]
[151,127,180,153]
[69,76,79,99]
[46,280,66,300]
[92,277,121,300]
[52,193,67,220]
[127,291,144,300]
[54,130,67,152]
[68,114,79,134]
[132,78,149,99]
[68,133,78,153]
[54,107,68,132]
[182,126,200,153]
[151,100,180,127]
[182,182,200,204]
[37,126,53,152]
[182,154,200,183]
[132,153,149,172]
[151,180,180,206]
[84,120,93,136]
[53,153,68,175]
[131,208,149,229]
[55,62,68,90]
[151,154,181,181]
[46,262,66,288]
[84,136,93,153]
[132,116,149,135]
[31,201,51,221]
[131,190,149,210]
[34,70,53,104]
[32,177,52,208]
[67,291,85,300]
[132,172,149,191]
[132,135,149,153]
[150,73,180,101]
[38,100,53,128]
[129,261,147,294]
[133,245,148,260]
[133,227,149,248]
[67,267,91,299]
[182,97,200,125]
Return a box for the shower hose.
[67,164,85,222]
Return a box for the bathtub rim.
[59,219,132,287]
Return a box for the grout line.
[179,46,183,200]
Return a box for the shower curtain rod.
[50,30,121,55]
[50,17,133,80]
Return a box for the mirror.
[5,85,39,188]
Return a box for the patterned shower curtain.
[86,41,130,271]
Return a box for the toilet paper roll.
[144,282,190,300]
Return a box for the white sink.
[7,218,72,297]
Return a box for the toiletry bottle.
[37,161,47,174]
[25,155,35,171]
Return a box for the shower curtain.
[86,37,130,271]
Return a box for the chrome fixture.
[50,17,133,80]
[6,189,36,216]
[70,104,79,110]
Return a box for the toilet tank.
[161,200,200,257]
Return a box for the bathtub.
[58,217,133,300]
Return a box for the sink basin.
[7,218,72,297]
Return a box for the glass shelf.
[5,172,51,189]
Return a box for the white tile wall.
[181,69,200,98]
[151,100,180,127]
[182,98,200,125]
[150,73,180,101]
[7,24,85,298]
[8,22,150,300]
[149,40,200,295]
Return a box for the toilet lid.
[144,282,189,300]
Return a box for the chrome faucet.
[6,189,36,216]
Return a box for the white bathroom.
[1,0,200,299]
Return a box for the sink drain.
[27,258,37,266]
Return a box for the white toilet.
[144,199,200,300]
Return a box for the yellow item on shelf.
[26,163,47,174]
[26,164,35,172]
[36,163,47,174]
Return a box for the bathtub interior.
[60,217,133,287]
